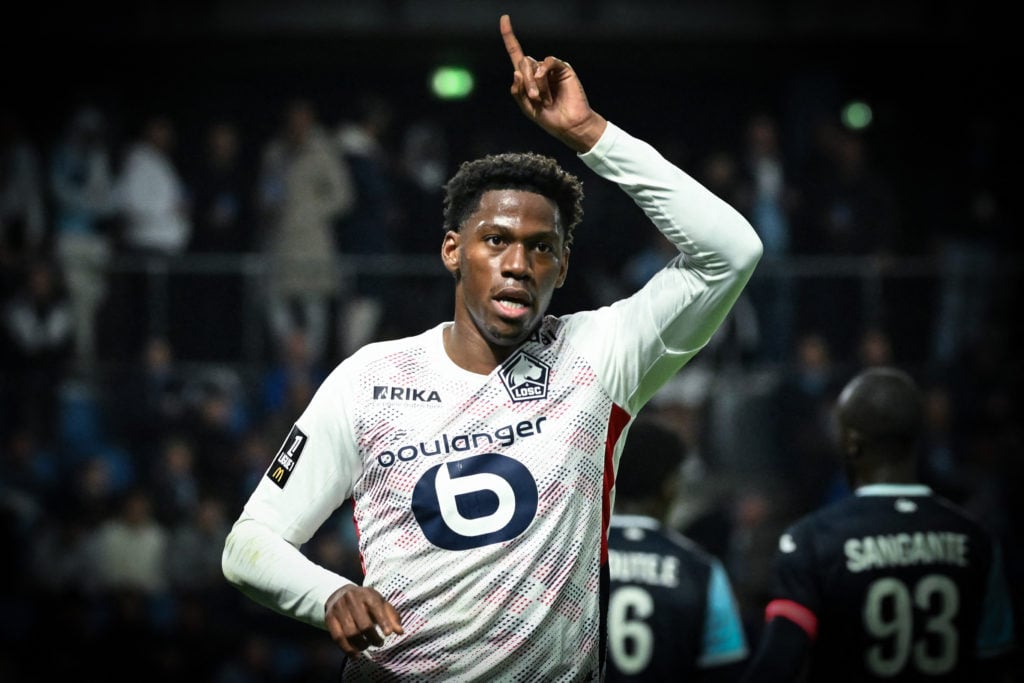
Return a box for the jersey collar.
[609,514,660,529]
[855,483,933,497]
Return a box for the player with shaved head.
[743,367,1017,682]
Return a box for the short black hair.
[615,419,687,502]
[838,366,924,449]
[442,151,584,249]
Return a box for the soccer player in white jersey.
[222,14,763,681]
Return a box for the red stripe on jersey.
[350,497,366,576]
[766,599,819,640]
[602,404,631,564]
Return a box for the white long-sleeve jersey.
[222,121,762,681]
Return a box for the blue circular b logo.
[412,453,538,550]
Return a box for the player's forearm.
[222,514,355,630]
[580,122,762,358]
[579,121,762,276]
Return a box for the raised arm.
[500,14,607,153]
[504,12,762,411]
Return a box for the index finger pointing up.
[500,14,525,67]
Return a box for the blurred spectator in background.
[65,452,123,528]
[182,120,256,361]
[188,120,254,253]
[334,92,401,356]
[929,115,1011,373]
[0,109,47,296]
[794,122,900,360]
[233,426,280,512]
[167,495,231,594]
[769,331,847,513]
[23,501,99,678]
[3,427,60,533]
[917,380,966,503]
[113,113,191,257]
[3,426,60,638]
[607,417,749,682]
[396,117,449,253]
[83,486,169,596]
[28,496,95,597]
[48,104,118,373]
[259,326,327,434]
[647,364,735,558]
[147,433,201,526]
[392,116,453,337]
[106,113,191,359]
[258,97,354,365]
[696,149,761,370]
[113,335,188,462]
[736,112,797,366]
[180,368,250,498]
[854,324,895,370]
[73,485,177,679]
[620,229,677,295]
[0,258,74,444]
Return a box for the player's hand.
[325,584,405,657]
[500,14,607,153]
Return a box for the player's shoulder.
[924,492,1002,541]
[786,487,997,543]
[611,515,718,567]
[925,490,983,519]
[773,495,863,554]
[788,494,860,530]
[317,325,439,391]
[341,325,439,365]
[854,485,994,532]
[662,525,719,565]
[552,301,622,339]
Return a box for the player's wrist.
[560,114,607,153]
[325,582,356,614]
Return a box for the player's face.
[443,189,570,350]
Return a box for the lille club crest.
[499,350,550,403]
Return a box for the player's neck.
[853,462,916,488]
[442,321,508,375]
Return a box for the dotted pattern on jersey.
[342,321,616,681]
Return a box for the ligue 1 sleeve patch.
[266,425,308,488]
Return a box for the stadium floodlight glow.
[841,100,873,130]
[431,66,475,100]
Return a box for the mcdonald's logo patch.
[266,425,308,489]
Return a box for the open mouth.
[494,288,532,317]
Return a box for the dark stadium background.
[3,1,1020,680]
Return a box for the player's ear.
[441,230,461,277]
[844,430,865,460]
